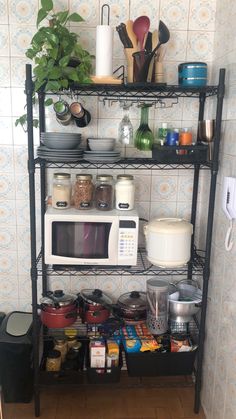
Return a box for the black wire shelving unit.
[26,64,226,417]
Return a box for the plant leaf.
[33,119,39,128]
[41,0,53,12]
[44,98,53,106]
[48,67,62,79]
[59,55,70,67]
[56,11,69,24]
[68,13,84,22]
[45,80,61,91]
[37,8,48,27]
[60,79,69,88]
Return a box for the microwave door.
[83,223,96,257]
[94,223,106,257]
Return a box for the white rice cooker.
[144,218,193,268]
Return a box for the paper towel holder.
[101,4,110,25]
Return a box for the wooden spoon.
[126,20,138,50]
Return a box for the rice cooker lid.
[147,218,193,234]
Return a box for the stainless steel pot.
[168,293,202,323]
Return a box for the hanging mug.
[70,102,91,128]
[54,100,72,126]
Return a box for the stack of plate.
[40,132,82,150]
[83,150,121,163]
[37,145,83,162]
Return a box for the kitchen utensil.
[176,279,199,301]
[140,20,170,81]
[144,218,193,267]
[178,62,207,87]
[145,31,152,53]
[116,23,133,48]
[147,29,158,82]
[168,290,202,323]
[198,119,215,160]
[40,290,78,328]
[115,291,147,321]
[133,16,150,51]
[146,278,169,335]
[79,289,112,324]
[126,20,138,50]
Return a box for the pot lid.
[118,291,146,310]
[40,290,77,307]
[145,218,193,234]
[80,289,112,306]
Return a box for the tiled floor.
[3,374,206,419]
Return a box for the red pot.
[83,308,110,324]
[79,289,112,324]
[40,307,77,328]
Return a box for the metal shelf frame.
[26,63,226,417]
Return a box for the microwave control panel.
[118,220,138,263]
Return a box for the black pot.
[115,291,147,321]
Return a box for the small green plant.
[16,0,93,130]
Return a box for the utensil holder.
[124,48,137,83]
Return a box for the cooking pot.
[144,218,193,267]
[79,289,112,324]
[168,282,202,322]
[40,290,77,328]
[115,291,147,321]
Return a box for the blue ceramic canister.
[178,62,207,87]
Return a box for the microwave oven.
[44,207,139,266]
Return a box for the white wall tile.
[160,0,190,30]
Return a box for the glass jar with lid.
[115,174,135,210]
[46,349,61,372]
[74,174,94,210]
[52,173,71,210]
[94,174,114,211]
[54,338,68,362]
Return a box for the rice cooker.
[144,218,193,267]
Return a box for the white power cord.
[225,219,234,251]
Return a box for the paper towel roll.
[95,25,113,77]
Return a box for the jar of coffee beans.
[95,174,114,211]
[74,174,94,210]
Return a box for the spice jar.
[95,174,114,211]
[54,338,68,362]
[52,173,71,210]
[46,349,61,372]
[115,174,135,210]
[74,174,94,210]
[67,336,78,350]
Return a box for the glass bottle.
[74,174,94,210]
[115,174,135,211]
[118,104,133,145]
[134,105,154,151]
[52,173,72,210]
[95,174,114,211]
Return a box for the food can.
[178,62,207,87]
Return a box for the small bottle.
[156,123,168,146]
[118,105,133,145]
[115,174,135,211]
[74,174,94,210]
[54,338,68,363]
[46,349,61,372]
[95,175,114,211]
[52,173,71,210]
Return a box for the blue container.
[178,62,207,87]
[166,131,179,146]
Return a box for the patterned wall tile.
[0,200,16,225]
[0,147,14,173]
[53,0,69,13]
[0,252,17,274]
[151,175,178,201]
[134,174,151,202]
[18,275,32,299]
[70,26,96,57]
[10,57,30,87]
[10,25,35,57]
[17,250,31,274]
[164,30,187,61]
[14,146,28,173]
[0,25,10,56]
[0,57,10,87]
[0,299,18,313]
[0,173,15,199]
[70,0,99,26]
[150,201,177,218]
[0,226,17,251]
[121,275,147,293]
[130,0,160,30]
[0,116,13,145]
[189,0,216,31]
[98,0,129,26]
[0,275,18,298]
[0,0,8,24]
[160,0,190,30]
[187,31,214,61]
[96,276,123,300]
[9,0,38,25]
[177,175,194,201]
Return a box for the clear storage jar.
[54,338,68,363]
[115,174,135,210]
[74,174,94,210]
[52,173,71,210]
[94,174,114,211]
[46,349,61,372]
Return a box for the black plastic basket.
[125,349,197,377]
[86,341,122,384]
[152,144,208,164]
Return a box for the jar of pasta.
[46,349,61,372]
[54,338,68,363]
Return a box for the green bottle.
[156,122,168,146]
[135,105,154,151]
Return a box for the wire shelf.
[35,157,211,170]
[37,247,205,277]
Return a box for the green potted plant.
[16,0,93,130]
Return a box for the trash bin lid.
[6,312,32,337]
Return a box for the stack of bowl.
[37,132,83,161]
[88,138,116,151]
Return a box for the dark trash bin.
[0,311,33,403]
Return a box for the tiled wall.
[200,1,236,419]
[0,0,217,312]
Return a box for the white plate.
[83,156,121,163]
[38,156,83,162]
[41,132,81,138]
[84,150,120,156]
